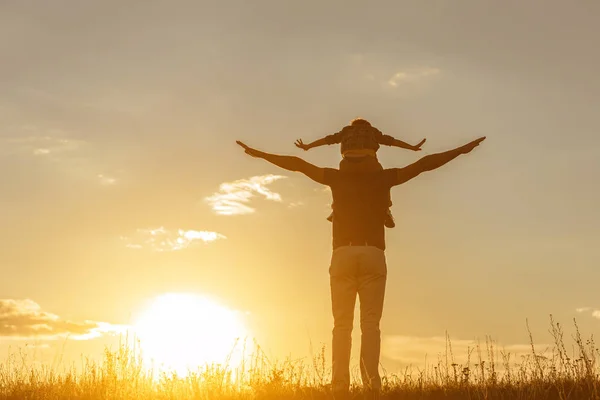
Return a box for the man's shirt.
[322,168,397,251]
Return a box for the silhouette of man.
[237,136,486,399]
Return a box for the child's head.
[350,118,372,127]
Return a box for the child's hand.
[412,138,427,151]
[294,139,310,151]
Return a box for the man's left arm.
[237,141,327,185]
[390,136,486,186]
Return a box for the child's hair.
[350,118,372,127]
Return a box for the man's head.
[350,118,372,127]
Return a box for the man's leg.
[357,247,387,394]
[329,247,359,396]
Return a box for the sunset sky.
[2,0,600,372]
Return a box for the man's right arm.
[237,141,328,185]
[392,137,486,186]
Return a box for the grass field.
[1,317,598,399]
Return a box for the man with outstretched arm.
[236,136,486,400]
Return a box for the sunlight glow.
[133,293,248,375]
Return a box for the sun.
[133,293,248,375]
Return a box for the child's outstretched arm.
[377,131,426,151]
[294,132,341,151]
[391,137,427,151]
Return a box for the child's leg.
[372,157,384,171]
[376,159,395,228]
[339,157,352,171]
[385,197,395,228]
[327,159,347,223]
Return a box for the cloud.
[205,174,286,215]
[122,227,226,251]
[97,174,117,185]
[0,299,126,340]
[382,335,546,368]
[388,67,441,87]
[575,307,600,319]
[3,128,118,185]
[5,133,82,157]
[288,201,305,209]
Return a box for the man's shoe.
[384,210,395,228]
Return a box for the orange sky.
[1,0,600,373]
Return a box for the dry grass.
[1,316,599,399]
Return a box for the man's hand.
[236,141,262,158]
[459,136,486,154]
[294,139,310,151]
[412,138,427,151]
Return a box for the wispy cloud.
[0,299,126,340]
[575,307,600,319]
[288,201,305,209]
[97,174,117,185]
[382,335,547,367]
[6,133,82,157]
[3,128,119,185]
[122,227,226,252]
[388,67,441,87]
[205,174,286,215]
